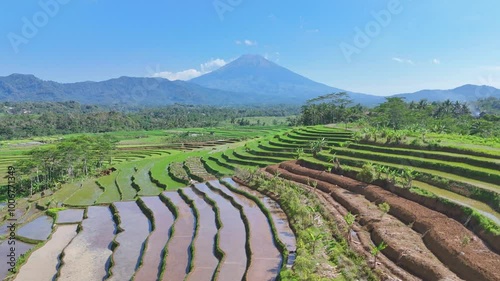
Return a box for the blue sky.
[1,0,499,96]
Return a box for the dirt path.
[278,161,500,281]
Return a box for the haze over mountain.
[0,55,498,107]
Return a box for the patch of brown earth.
[259,170,421,281]
[279,160,500,281]
[267,164,462,281]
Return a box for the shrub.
[309,138,327,156]
[356,162,376,183]
[377,202,390,217]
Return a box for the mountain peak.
[6,73,38,80]
[453,84,496,90]
[189,54,361,104]
[227,54,276,68]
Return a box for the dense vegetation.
[0,102,299,139]
[298,95,500,137]
[3,135,116,198]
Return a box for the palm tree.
[309,138,327,157]
[401,167,415,188]
[388,169,399,184]
[417,99,429,110]
[374,165,386,180]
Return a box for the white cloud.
[152,69,202,81]
[392,57,414,65]
[432,58,441,65]
[152,58,228,81]
[200,58,227,72]
[244,39,257,46]
[306,29,320,33]
[236,39,257,46]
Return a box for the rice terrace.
[2,2,500,280]
[0,120,499,281]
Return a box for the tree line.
[0,102,300,140]
[5,135,116,198]
[298,93,500,137]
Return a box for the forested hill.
[0,74,253,106]
[395,84,500,103]
[0,102,299,140]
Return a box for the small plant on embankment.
[400,167,416,188]
[370,242,387,269]
[237,169,376,281]
[377,203,390,218]
[357,162,376,183]
[309,138,327,157]
[461,235,471,247]
[344,212,357,246]
[305,227,324,255]
[294,148,305,159]
[46,207,66,219]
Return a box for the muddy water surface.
[210,180,282,281]
[134,196,175,281]
[59,206,115,281]
[192,183,247,281]
[17,215,53,241]
[14,224,78,281]
[414,181,500,224]
[0,240,34,280]
[161,191,195,281]
[109,201,151,281]
[181,188,219,281]
[56,209,84,224]
[224,178,296,267]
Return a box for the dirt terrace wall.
[298,159,500,254]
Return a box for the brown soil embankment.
[277,160,500,281]
[266,164,461,281]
